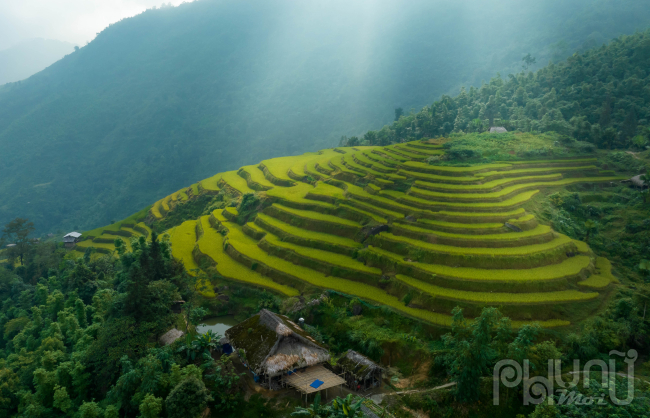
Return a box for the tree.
[347,136,360,147]
[522,53,536,70]
[363,131,377,145]
[2,218,35,265]
[139,393,163,418]
[394,107,403,121]
[165,377,212,418]
[122,232,181,322]
[439,307,502,403]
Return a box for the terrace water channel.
[196,316,239,336]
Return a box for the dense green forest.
[2,0,650,235]
[354,29,650,149]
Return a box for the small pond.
[196,316,239,336]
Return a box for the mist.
[1,0,649,234]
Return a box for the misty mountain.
[1,0,650,234]
[0,38,75,85]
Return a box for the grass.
[168,220,199,273]
[84,206,151,238]
[329,156,366,177]
[578,257,617,288]
[374,231,575,257]
[363,151,399,167]
[415,218,505,231]
[261,153,324,183]
[76,239,118,252]
[265,183,337,211]
[223,221,458,326]
[304,151,339,178]
[368,246,591,282]
[398,170,479,183]
[394,223,553,242]
[82,132,621,328]
[383,146,428,160]
[255,213,362,249]
[573,239,591,253]
[219,170,256,194]
[342,154,399,178]
[396,145,444,156]
[414,174,562,192]
[268,204,361,227]
[197,216,298,296]
[403,161,512,173]
[474,165,599,179]
[201,173,222,191]
[386,189,541,210]
[352,152,398,173]
[499,158,598,165]
[345,199,404,220]
[238,165,276,189]
[307,181,347,201]
[290,151,326,178]
[339,204,388,224]
[161,195,172,212]
[263,233,382,275]
[377,148,410,162]
[437,208,526,218]
[396,274,597,304]
[408,177,625,201]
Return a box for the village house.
[63,232,82,248]
[336,350,384,392]
[225,309,345,400]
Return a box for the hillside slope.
[2,0,650,234]
[77,132,626,327]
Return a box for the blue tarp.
[310,379,324,389]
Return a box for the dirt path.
[626,151,641,160]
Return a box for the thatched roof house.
[159,328,184,346]
[225,309,330,377]
[336,350,384,391]
[625,174,647,188]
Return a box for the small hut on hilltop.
[63,232,82,248]
[225,309,344,396]
[336,350,384,392]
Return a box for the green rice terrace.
[74,135,626,328]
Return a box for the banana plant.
[291,393,331,417]
[330,394,363,417]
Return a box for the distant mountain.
[1,0,650,234]
[0,38,75,85]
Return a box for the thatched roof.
[337,350,383,380]
[225,309,329,377]
[628,175,647,188]
[159,328,184,346]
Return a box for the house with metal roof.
[63,232,82,248]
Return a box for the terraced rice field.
[84,139,625,328]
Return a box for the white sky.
[0,0,195,50]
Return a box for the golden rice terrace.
[78,137,626,328]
